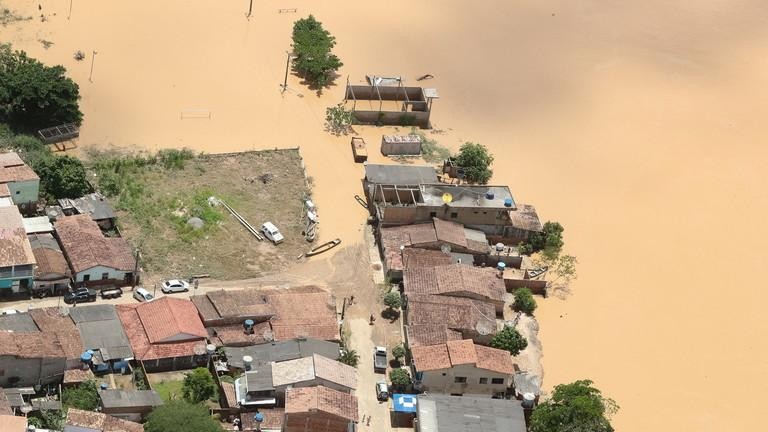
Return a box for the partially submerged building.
[410,339,515,398]
[55,215,136,287]
[0,152,39,206]
[415,394,526,432]
[284,386,359,432]
[343,80,438,129]
[117,297,208,372]
[0,206,36,294]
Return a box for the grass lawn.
[152,380,184,402]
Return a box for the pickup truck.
[64,288,98,304]
[374,346,387,373]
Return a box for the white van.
[133,287,155,302]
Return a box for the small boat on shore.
[526,266,548,279]
[304,238,341,257]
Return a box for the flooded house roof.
[364,164,438,185]
[508,204,543,232]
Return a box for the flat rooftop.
[419,184,516,209]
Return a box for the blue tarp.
[392,394,418,413]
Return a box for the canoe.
[305,238,341,257]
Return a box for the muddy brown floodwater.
[2,0,768,430]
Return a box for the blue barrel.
[504,198,513,207]
[497,262,506,271]
[254,413,265,423]
[80,351,93,362]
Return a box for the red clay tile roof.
[210,321,272,347]
[404,264,505,303]
[401,248,453,270]
[267,289,339,342]
[0,183,9,198]
[32,246,70,277]
[64,368,95,384]
[412,340,514,375]
[136,297,207,343]
[27,307,84,359]
[55,215,136,273]
[312,354,357,390]
[0,330,66,358]
[220,382,238,408]
[117,299,207,361]
[285,386,358,422]
[432,218,468,248]
[0,206,35,267]
[0,414,27,432]
[406,324,463,347]
[66,408,145,432]
[204,289,276,320]
[240,408,284,431]
[411,344,451,371]
[406,294,496,336]
[0,393,12,415]
[380,223,436,272]
[508,204,543,232]
[475,344,516,375]
[0,152,38,183]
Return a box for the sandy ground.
[3,1,768,430]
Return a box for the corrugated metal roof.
[417,395,526,432]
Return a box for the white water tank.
[206,344,216,355]
[243,355,253,371]
[522,392,536,409]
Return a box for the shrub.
[389,368,411,388]
[489,326,528,356]
[383,291,402,310]
[339,349,360,368]
[145,400,224,432]
[182,367,217,403]
[62,380,99,410]
[453,142,494,184]
[392,344,406,360]
[34,154,91,200]
[522,221,565,258]
[530,380,618,432]
[513,288,537,315]
[325,104,353,135]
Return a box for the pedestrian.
[349,295,355,305]
[369,314,376,325]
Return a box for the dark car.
[64,288,98,304]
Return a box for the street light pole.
[88,50,97,82]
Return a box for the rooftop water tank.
[504,198,514,208]
[100,383,108,390]
[254,412,265,423]
[243,355,253,371]
[522,392,536,409]
[486,191,495,200]
[497,262,506,271]
[244,319,255,334]
[80,351,93,363]
[495,243,504,252]
[206,344,216,355]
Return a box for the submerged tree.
[529,380,618,432]
[0,44,82,131]
[291,15,343,87]
[453,142,494,184]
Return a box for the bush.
[182,367,217,403]
[325,104,354,135]
[392,344,406,360]
[513,288,537,315]
[383,291,402,310]
[339,349,360,368]
[490,326,528,356]
[291,15,343,87]
[0,44,82,131]
[530,380,618,432]
[62,380,99,410]
[145,400,224,432]
[34,154,91,200]
[389,368,411,388]
[522,221,565,258]
[453,142,494,184]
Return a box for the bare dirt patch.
[107,149,312,282]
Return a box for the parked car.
[261,222,284,244]
[101,288,123,299]
[64,288,98,304]
[161,279,190,294]
[376,380,389,401]
[133,287,155,302]
[374,346,387,373]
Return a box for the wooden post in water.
[247,0,253,18]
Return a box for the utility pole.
[246,0,253,18]
[281,52,295,93]
[68,0,73,20]
[88,50,97,82]
[132,249,140,289]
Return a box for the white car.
[261,222,284,244]
[161,279,190,293]
[133,287,155,302]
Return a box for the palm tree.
[339,349,360,368]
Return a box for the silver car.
[161,279,190,293]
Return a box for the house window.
[491,378,504,385]
[450,212,458,219]
[83,274,90,282]
[454,377,467,384]
[101,273,109,280]
[479,378,488,384]
[429,212,437,218]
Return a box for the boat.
[304,238,341,257]
[526,266,549,279]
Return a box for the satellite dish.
[442,193,453,203]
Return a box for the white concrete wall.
[75,265,127,283]
[418,364,510,397]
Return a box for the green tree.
[489,326,528,356]
[523,221,565,258]
[453,142,494,184]
[291,15,343,87]
[391,344,406,361]
[530,380,618,432]
[513,288,537,315]
[62,380,99,410]
[0,44,82,131]
[339,349,360,368]
[145,400,224,432]
[34,154,91,200]
[389,368,411,389]
[182,367,217,403]
[325,103,353,135]
[383,291,402,311]
[28,410,64,430]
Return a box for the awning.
[392,394,417,413]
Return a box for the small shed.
[381,135,422,156]
[98,389,163,422]
[351,137,368,163]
